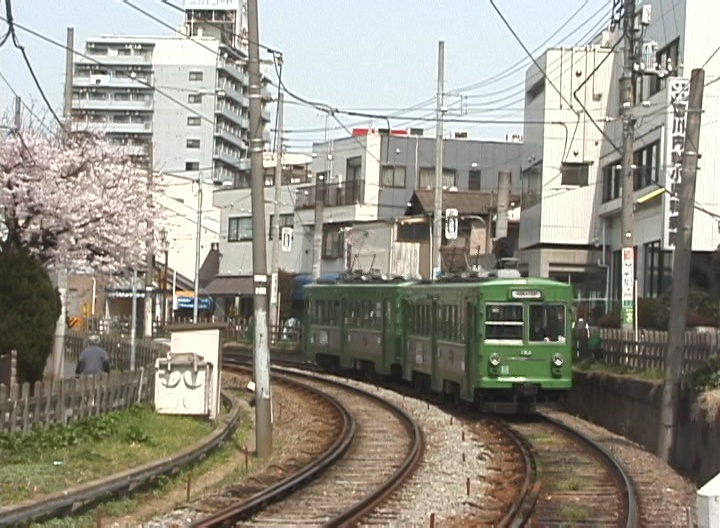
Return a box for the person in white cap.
[75,334,111,376]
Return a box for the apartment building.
[69,0,270,284]
[519,0,720,304]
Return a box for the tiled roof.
[408,190,520,215]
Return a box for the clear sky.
[0,0,611,151]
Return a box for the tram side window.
[484,304,523,341]
[529,304,566,342]
[370,301,383,330]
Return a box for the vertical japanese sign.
[664,79,690,250]
[621,247,635,327]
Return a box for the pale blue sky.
[0,0,610,150]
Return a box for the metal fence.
[65,333,168,372]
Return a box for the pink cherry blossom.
[0,128,164,273]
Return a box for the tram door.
[465,300,475,399]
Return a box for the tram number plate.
[500,365,510,375]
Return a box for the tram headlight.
[489,353,502,367]
[552,353,564,367]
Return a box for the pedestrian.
[75,334,111,376]
[576,316,590,360]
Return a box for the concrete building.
[295,129,525,278]
[518,0,720,308]
[69,0,270,285]
[206,152,312,314]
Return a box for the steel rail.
[190,364,356,527]
[539,412,639,528]
[0,390,242,527]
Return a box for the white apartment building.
[69,0,270,284]
[519,0,720,305]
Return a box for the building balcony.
[218,84,245,106]
[215,104,246,129]
[218,60,245,85]
[73,121,153,135]
[73,75,154,89]
[214,128,247,150]
[242,95,250,108]
[295,180,365,210]
[72,99,153,112]
[213,150,250,172]
[75,53,152,66]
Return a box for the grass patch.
[29,411,254,528]
[574,359,663,380]
[0,405,216,507]
[559,505,589,522]
[555,477,582,492]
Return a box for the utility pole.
[144,145,154,336]
[495,169,512,240]
[432,40,446,281]
[658,68,705,463]
[247,0,272,458]
[193,177,202,324]
[13,96,21,133]
[51,26,74,380]
[312,116,331,281]
[269,91,284,334]
[620,0,637,332]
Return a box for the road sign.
[281,226,293,253]
[445,208,459,240]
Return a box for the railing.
[0,369,153,435]
[594,328,720,373]
[64,332,167,372]
[78,316,302,347]
[295,179,365,210]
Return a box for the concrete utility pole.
[620,0,637,332]
[658,68,705,463]
[495,169,512,240]
[144,146,154,336]
[13,96,21,133]
[247,0,272,458]
[193,177,202,324]
[312,116,331,281]
[432,40,446,280]
[270,91,284,333]
[51,26,75,379]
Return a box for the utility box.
[698,472,720,528]
[154,352,213,416]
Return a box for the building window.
[346,157,362,182]
[602,160,622,202]
[322,225,344,259]
[186,139,201,149]
[468,169,482,190]
[381,166,406,188]
[521,162,542,210]
[188,94,202,104]
[561,162,590,186]
[268,213,294,239]
[634,141,660,190]
[189,71,203,82]
[228,217,252,242]
[651,39,680,96]
[644,240,672,297]
[418,168,456,189]
[185,161,200,171]
[187,116,201,126]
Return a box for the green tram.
[303,269,575,413]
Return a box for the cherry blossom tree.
[0,127,163,272]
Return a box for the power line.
[2,0,63,126]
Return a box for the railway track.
[192,365,423,527]
[505,412,638,527]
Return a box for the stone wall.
[564,370,720,486]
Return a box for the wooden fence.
[0,369,154,435]
[597,328,720,373]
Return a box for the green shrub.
[684,356,720,393]
[0,249,61,383]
